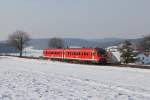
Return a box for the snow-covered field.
[0,56,150,100]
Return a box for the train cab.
[94,48,107,64]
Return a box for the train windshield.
[96,48,106,55]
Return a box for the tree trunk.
[20,38,23,57]
[19,50,22,57]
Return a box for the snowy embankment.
[0,56,150,100]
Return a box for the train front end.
[94,48,107,64]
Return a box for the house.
[136,51,150,64]
[106,46,121,64]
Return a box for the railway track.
[2,55,150,69]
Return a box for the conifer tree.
[119,40,137,64]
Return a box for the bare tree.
[139,34,150,51]
[49,37,64,49]
[8,30,30,57]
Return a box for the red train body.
[43,48,107,64]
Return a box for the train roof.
[44,48,105,51]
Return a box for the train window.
[87,52,88,55]
[75,52,78,55]
[96,48,106,55]
[82,52,83,55]
[78,52,80,55]
[84,52,88,56]
[76,52,78,55]
[93,52,96,55]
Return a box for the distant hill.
[27,38,125,49]
[0,38,142,53]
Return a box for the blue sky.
[0,0,150,40]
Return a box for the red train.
[43,48,107,64]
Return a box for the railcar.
[43,49,63,59]
[43,48,107,64]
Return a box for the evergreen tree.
[119,40,137,64]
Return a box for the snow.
[23,47,43,57]
[0,56,150,100]
[7,47,43,57]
